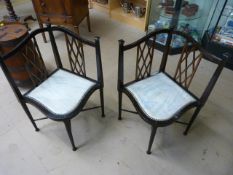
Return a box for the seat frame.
[0,25,105,151]
[24,68,100,120]
[118,29,228,154]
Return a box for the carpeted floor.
[0,2,233,175]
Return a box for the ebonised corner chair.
[0,25,105,151]
[117,29,229,154]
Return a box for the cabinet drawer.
[34,0,72,15]
[39,15,73,25]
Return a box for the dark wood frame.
[118,28,228,154]
[0,25,104,151]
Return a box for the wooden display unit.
[91,0,151,31]
[32,0,91,42]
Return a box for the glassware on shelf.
[211,4,233,47]
[213,27,233,46]
[202,0,233,70]
[159,8,201,21]
[147,0,216,54]
[119,0,147,18]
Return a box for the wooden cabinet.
[91,0,151,31]
[32,0,91,41]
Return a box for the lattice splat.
[65,34,86,76]
[174,42,202,89]
[135,37,156,80]
[21,37,48,87]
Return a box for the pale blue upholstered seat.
[26,69,96,116]
[126,73,196,121]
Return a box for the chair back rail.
[173,42,202,89]
[21,36,48,86]
[135,36,156,80]
[65,33,86,76]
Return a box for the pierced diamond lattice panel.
[174,42,202,89]
[65,34,86,76]
[135,37,156,80]
[21,37,48,87]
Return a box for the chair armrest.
[201,48,229,65]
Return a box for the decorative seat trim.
[25,69,96,116]
[126,73,196,121]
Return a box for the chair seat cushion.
[126,73,196,121]
[25,69,96,116]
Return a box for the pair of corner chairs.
[0,25,228,154]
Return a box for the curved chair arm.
[122,29,171,51]
[0,27,47,62]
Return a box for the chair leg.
[100,88,105,117]
[63,119,77,151]
[147,125,157,154]
[38,22,47,43]
[118,91,122,120]
[86,13,91,32]
[22,103,39,132]
[74,26,80,35]
[183,107,202,135]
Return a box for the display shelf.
[216,4,233,17]
[212,33,233,46]
[110,7,146,30]
[202,0,233,70]
[159,9,202,21]
[146,0,218,55]
[91,0,150,31]
[147,39,188,55]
